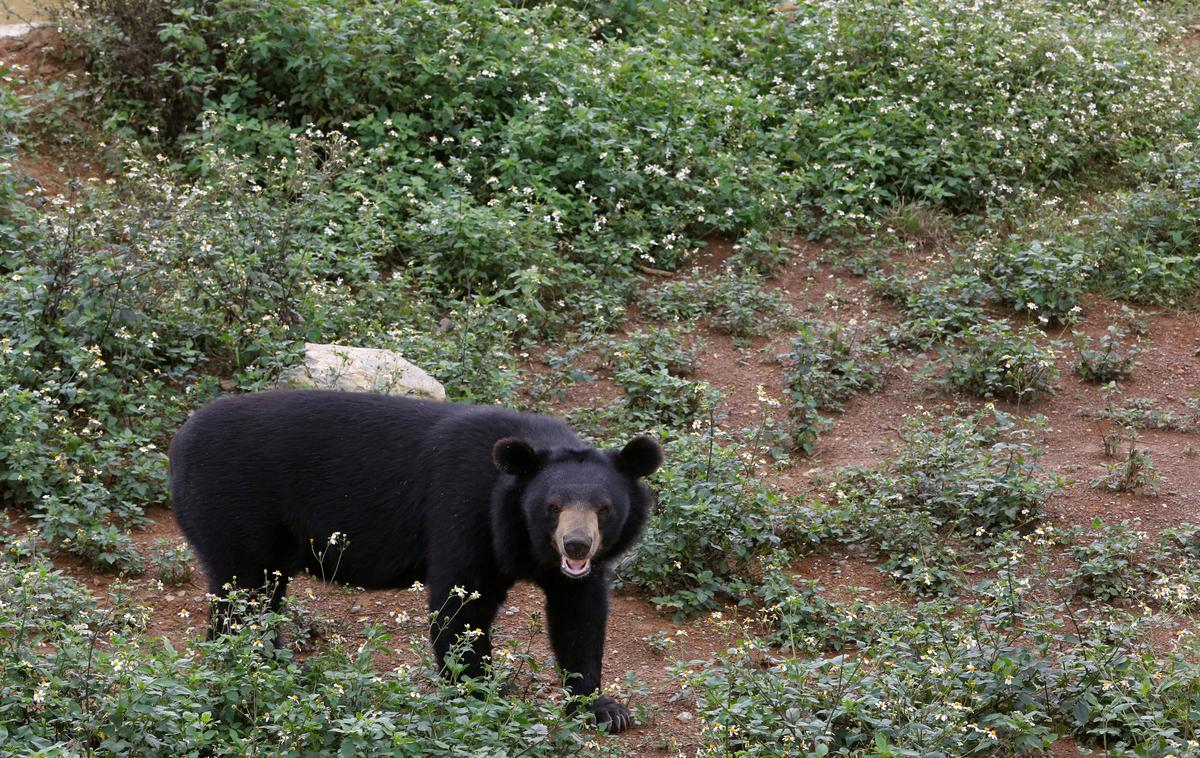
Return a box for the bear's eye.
[547,501,563,515]
[596,503,610,520]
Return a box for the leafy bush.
[64,0,197,136]
[609,327,702,380]
[636,276,710,323]
[610,368,719,434]
[745,0,1199,224]
[1091,440,1163,496]
[706,272,793,340]
[822,408,1059,594]
[1074,325,1138,384]
[964,144,1200,315]
[75,0,796,264]
[683,590,1062,756]
[151,539,194,587]
[728,229,794,276]
[0,131,529,568]
[939,321,1059,403]
[1069,520,1145,601]
[1149,524,1200,613]
[1095,395,1199,432]
[1055,629,1200,753]
[0,79,34,247]
[752,549,886,653]
[72,0,1200,240]
[606,327,718,431]
[979,236,1094,325]
[615,433,784,618]
[685,590,1200,757]
[1092,146,1200,306]
[640,269,792,340]
[398,191,574,326]
[874,271,991,349]
[738,407,795,466]
[779,320,888,454]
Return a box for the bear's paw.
[589,695,634,733]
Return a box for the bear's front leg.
[428,582,504,683]
[545,574,633,733]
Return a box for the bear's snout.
[562,532,593,559]
[554,506,600,577]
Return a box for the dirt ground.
[4,29,1200,758]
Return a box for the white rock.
[0,23,47,38]
[277,343,445,401]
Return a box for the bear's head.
[493,436,662,579]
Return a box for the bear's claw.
[590,695,633,733]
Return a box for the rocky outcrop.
[277,343,445,401]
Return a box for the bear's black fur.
[169,390,661,732]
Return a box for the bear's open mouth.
[561,556,591,578]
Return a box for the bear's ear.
[617,435,663,479]
[493,437,541,477]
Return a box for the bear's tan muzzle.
[554,506,600,578]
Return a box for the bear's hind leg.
[203,551,293,642]
[428,582,506,683]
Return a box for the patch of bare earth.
[1032,297,1200,536]
[1178,19,1200,51]
[0,28,107,193]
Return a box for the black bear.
[169,390,661,732]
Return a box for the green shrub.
[615,432,784,618]
[728,229,794,276]
[779,320,888,454]
[1054,629,1200,753]
[610,368,719,433]
[77,0,796,258]
[738,406,795,466]
[1091,440,1163,496]
[1092,147,1200,306]
[1074,325,1138,384]
[0,550,619,755]
[0,131,532,568]
[1095,395,1199,432]
[979,236,1094,325]
[636,276,710,323]
[748,0,1199,224]
[683,595,1061,756]
[753,549,887,653]
[640,269,792,340]
[152,539,194,587]
[63,0,195,136]
[873,271,991,349]
[1149,524,1200,613]
[939,321,1059,403]
[611,327,699,376]
[822,408,1059,594]
[606,327,718,431]
[1069,520,1145,602]
[0,79,33,247]
[707,271,793,339]
[686,590,1200,757]
[934,145,1200,322]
